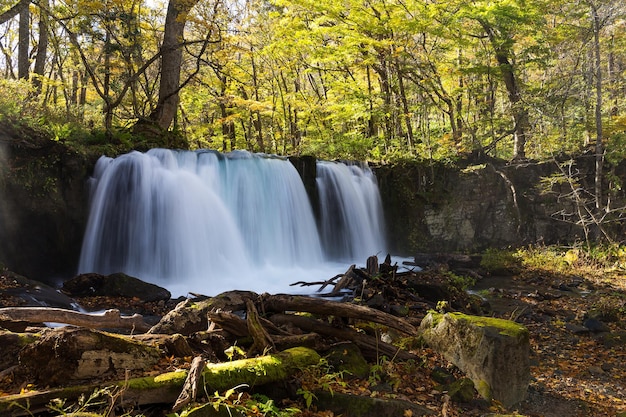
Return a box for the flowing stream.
[78,149,387,296]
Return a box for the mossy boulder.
[325,342,370,379]
[419,312,530,407]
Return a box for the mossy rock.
[447,377,477,402]
[419,312,530,407]
[314,390,434,416]
[325,342,370,379]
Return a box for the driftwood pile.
[0,255,449,415]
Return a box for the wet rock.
[2,271,77,309]
[565,322,589,335]
[430,366,455,385]
[583,317,610,333]
[62,272,171,302]
[419,312,530,407]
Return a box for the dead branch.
[246,298,275,355]
[0,307,151,332]
[172,355,206,412]
[260,294,417,335]
[269,313,417,361]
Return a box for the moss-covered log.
[0,347,321,416]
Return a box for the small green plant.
[445,271,476,291]
[480,248,521,274]
[296,387,317,409]
[224,344,246,361]
[45,386,117,416]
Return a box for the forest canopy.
[0,0,625,163]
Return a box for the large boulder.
[419,312,530,407]
[62,272,171,302]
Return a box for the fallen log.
[0,307,151,332]
[0,347,321,416]
[269,313,417,361]
[260,294,418,335]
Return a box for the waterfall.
[79,149,386,295]
[316,161,387,261]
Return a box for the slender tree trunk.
[366,65,376,138]
[250,53,265,152]
[18,1,29,79]
[32,0,48,94]
[481,21,529,160]
[590,2,604,210]
[394,57,414,148]
[149,0,199,130]
[219,74,235,152]
[103,30,113,134]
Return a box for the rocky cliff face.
[1,123,624,281]
[0,122,95,282]
[376,156,626,255]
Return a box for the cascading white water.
[78,149,386,295]
[316,161,387,261]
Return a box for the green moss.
[447,312,528,339]
[474,379,492,400]
[200,347,320,390]
[123,369,187,391]
[427,312,528,340]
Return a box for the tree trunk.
[481,21,529,160]
[32,0,48,94]
[17,1,29,79]
[590,2,604,210]
[394,56,414,148]
[149,0,199,130]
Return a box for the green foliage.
[480,248,522,274]
[246,394,301,416]
[1,0,625,163]
[0,79,36,119]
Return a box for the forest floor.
[1,258,625,417]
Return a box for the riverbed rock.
[419,312,530,407]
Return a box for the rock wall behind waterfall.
[0,123,93,282]
[375,156,626,255]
